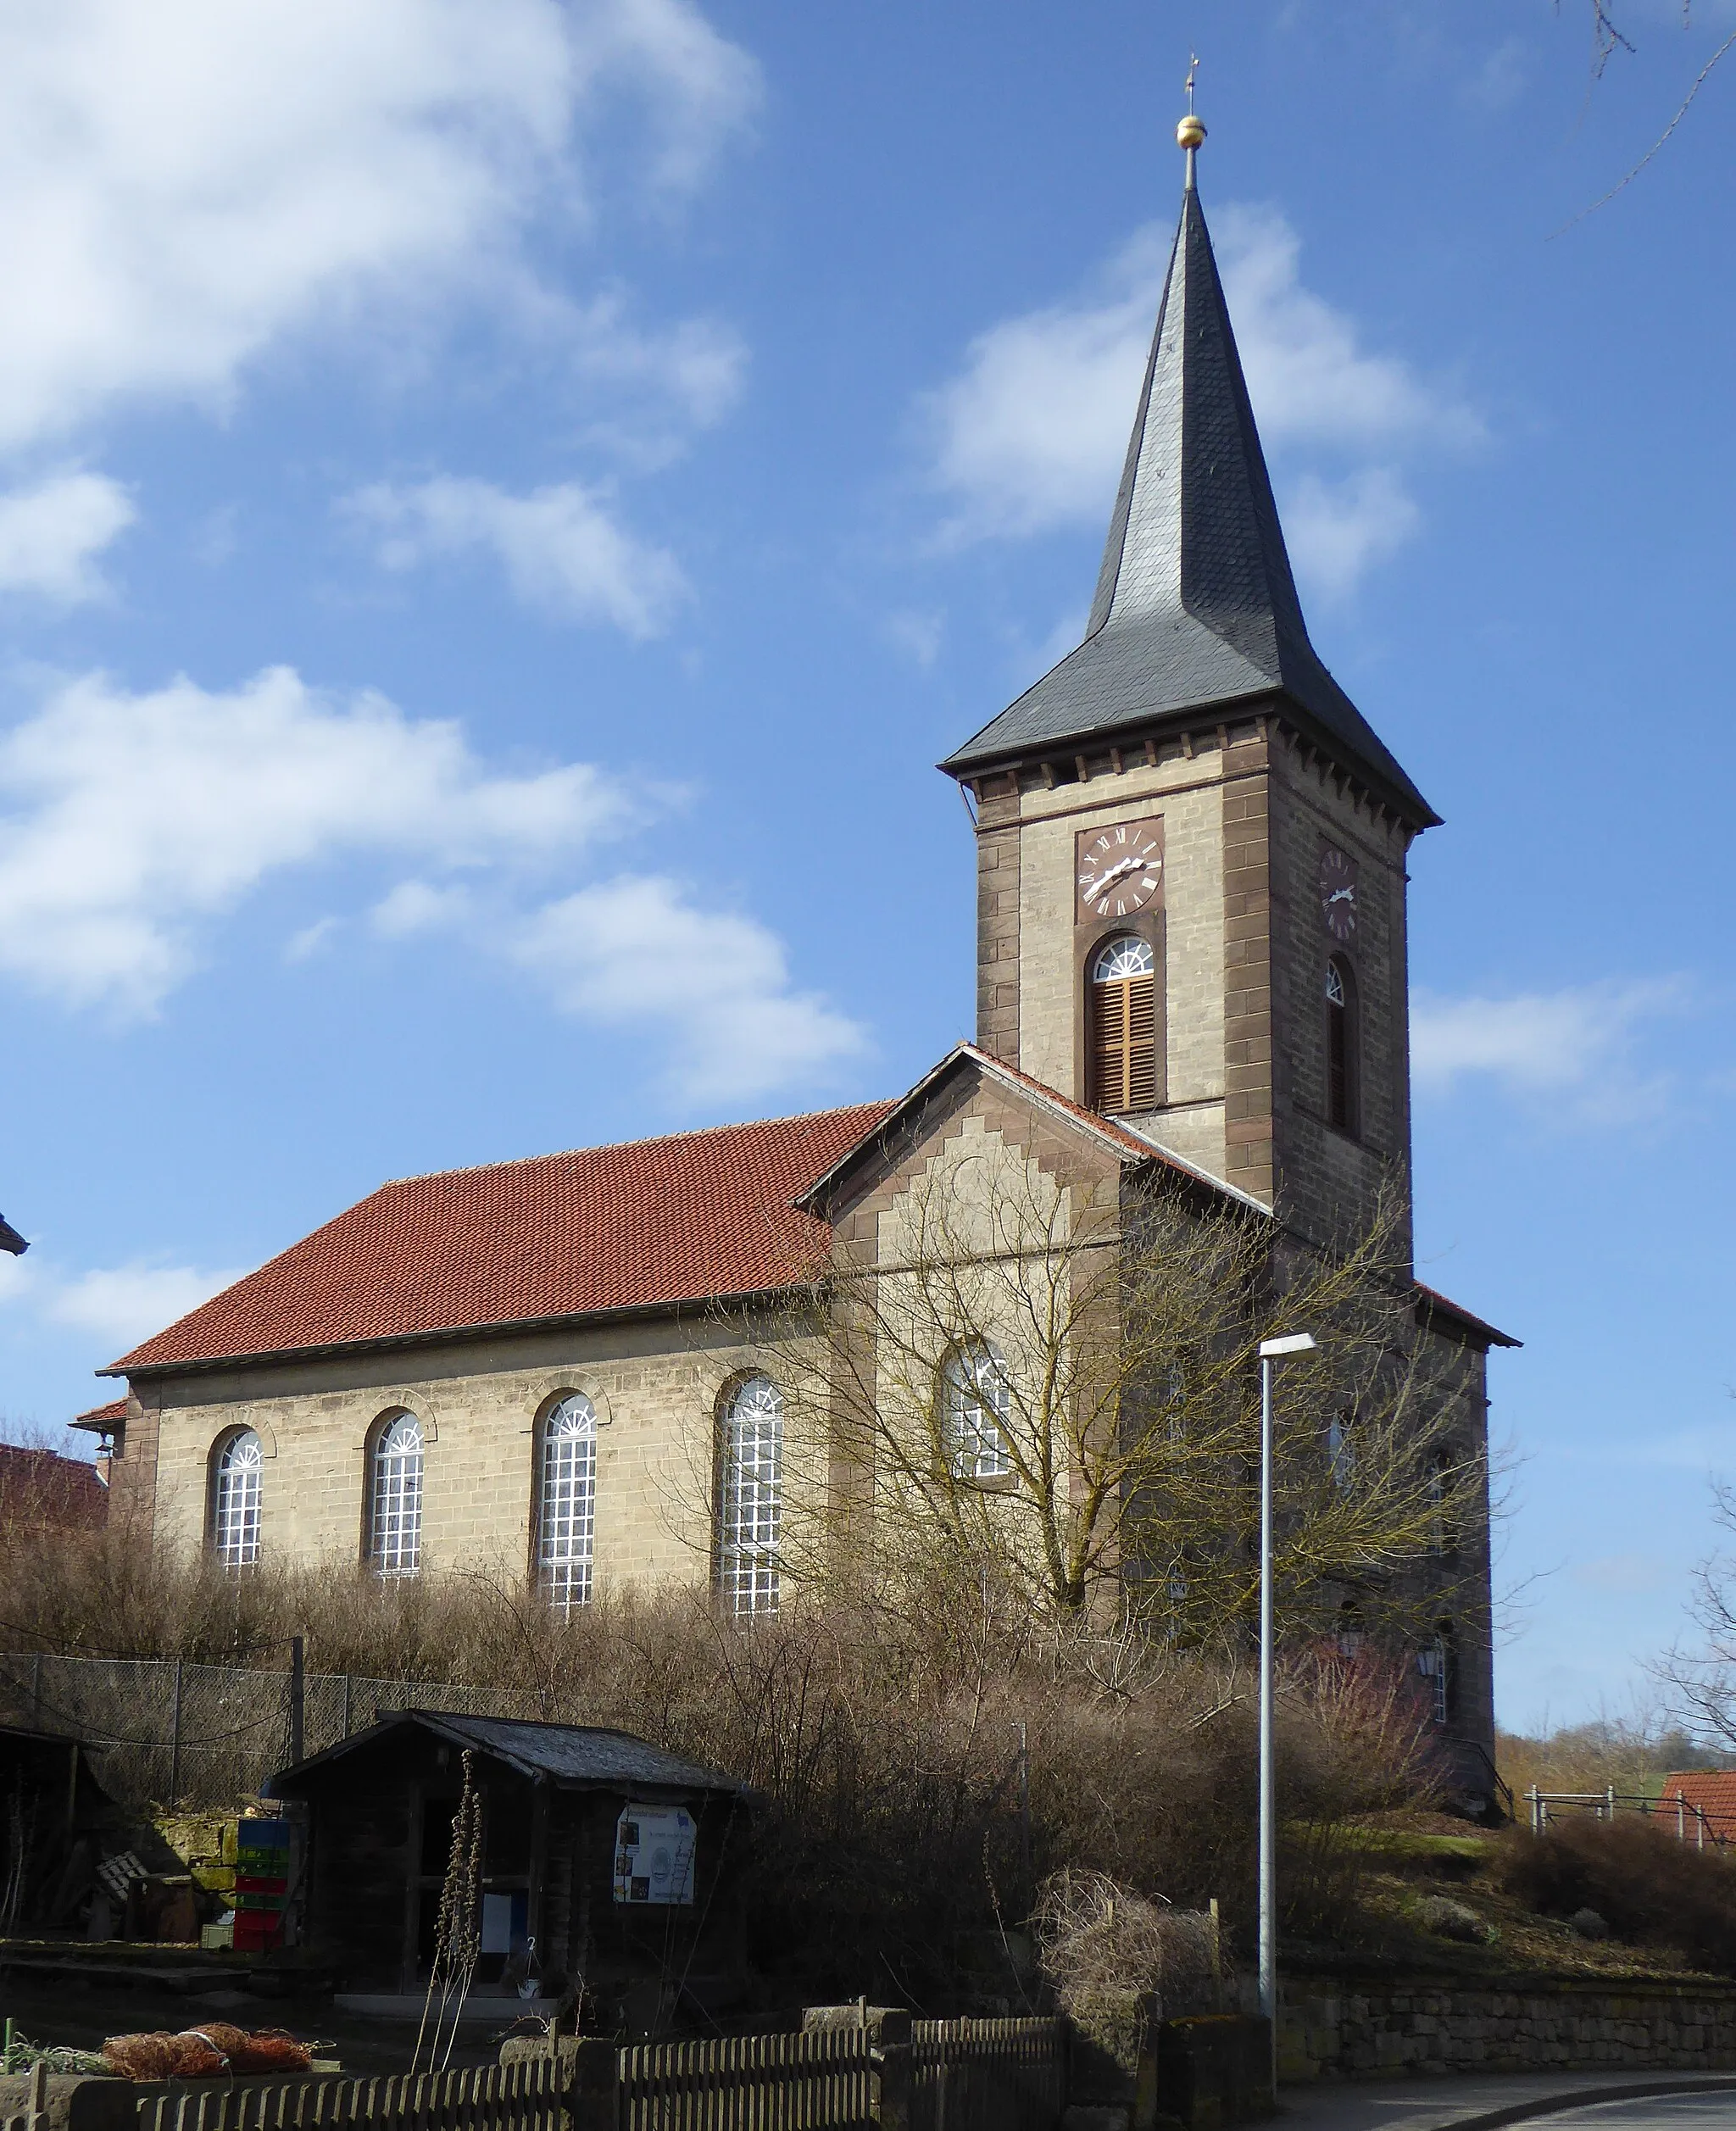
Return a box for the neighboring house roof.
[106,1103,896,1377]
[938,182,1438,830]
[1661,1772,1736,1841]
[267,1709,746,1797]
[0,1444,108,1529]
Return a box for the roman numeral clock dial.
[1076,819,1164,923]
[1319,843,1359,943]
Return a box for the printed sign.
[612,1802,696,1906]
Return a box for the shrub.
[0,1527,1446,2005]
[1492,1817,1736,1972]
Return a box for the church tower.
[940,117,1438,1249]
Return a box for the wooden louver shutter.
[1091,971,1158,1113]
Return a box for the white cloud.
[1283,469,1422,603]
[47,1262,245,1349]
[0,662,865,1103]
[0,0,759,452]
[348,476,688,636]
[886,609,944,668]
[0,470,136,602]
[923,207,1475,595]
[1411,979,1686,1116]
[0,664,627,1015]
[0,1249,243,1353]
[511,876,865,1101]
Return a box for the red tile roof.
[0,1444,108,1530]
[73,1398,128,1427]
[1661,1773,1736,1841]
[108,1103,897,1375]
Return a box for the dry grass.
[0,1523,1455,2006]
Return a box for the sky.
[0,0,1731,1733]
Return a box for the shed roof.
[267,1710,746,1797]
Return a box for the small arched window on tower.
[537,1393,597,1616]
[365,1410,423,1577]
[1325,955,1359,1133]
[211,1428,263,1568]
[1088,934,1158,1115]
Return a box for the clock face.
[1076,818,1164,923]
[1318,844,1359,943]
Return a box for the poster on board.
[612,1802,697,1905]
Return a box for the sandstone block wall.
[142,1316,801,1585]
[1280,1975,1736,2082]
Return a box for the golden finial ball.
[1177,114,1206,151]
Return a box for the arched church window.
[1088,934,1158,1115]
[211,1428,263,1568]
[718,1374,782,1617]
[537,1393,597,1616]
[942,1342,1011,1482]
[1325,956,1359,1132]
[366,1410,423,1577]
[1417,1622,1455,1726]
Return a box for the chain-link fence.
[0,1650,546,1807]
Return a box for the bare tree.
[723,1141,1488,1652]
[1654,1470,1736,1751]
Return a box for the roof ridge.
[379,1098,898,1188]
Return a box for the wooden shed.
[267,1711,749,2023]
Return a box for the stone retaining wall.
[1279,1973,1736,2083]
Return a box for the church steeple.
[943,126,1438,831]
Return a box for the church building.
[86,125,1514,1783]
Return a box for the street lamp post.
[1256,1330,1317,2097]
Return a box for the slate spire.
[942,136,1437,827]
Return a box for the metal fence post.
[169,1658,184,1802]
[341,1673,352,1739]
[289,1636,305,1766]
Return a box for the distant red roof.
[1661,1772,1736,1842]
[0,1444,108,1530]
[107,1104,898,1375]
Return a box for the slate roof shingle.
[939,185,1438,829]
[107,1103,896,1375]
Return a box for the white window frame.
[943,1342,1012,1482]
[368,1410,424,1577]
[718,1375,782,1617]
[212,1429,263,1568]
[539,1393,597,1615]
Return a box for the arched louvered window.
[942,1343,1011,1481]
[538,1393,597,1615]
[1326,956,1359,1132]
[718,1375,782,1617]
[366,1410,423,1576]
[211,1429,262,1567]
[1088,934,1158,1114]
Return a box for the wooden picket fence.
[617,2028,877,2130]
[911,2018,1066,2131]
[134,2054,565,2131]
[4,2013,1066,2131]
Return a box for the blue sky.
[0,0,1731,1731]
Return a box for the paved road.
[1276,2073,1736,2131]
[1543,2099,1736,2126]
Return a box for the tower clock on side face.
[1318,844,1359,943]
[1076,818,1164,923]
